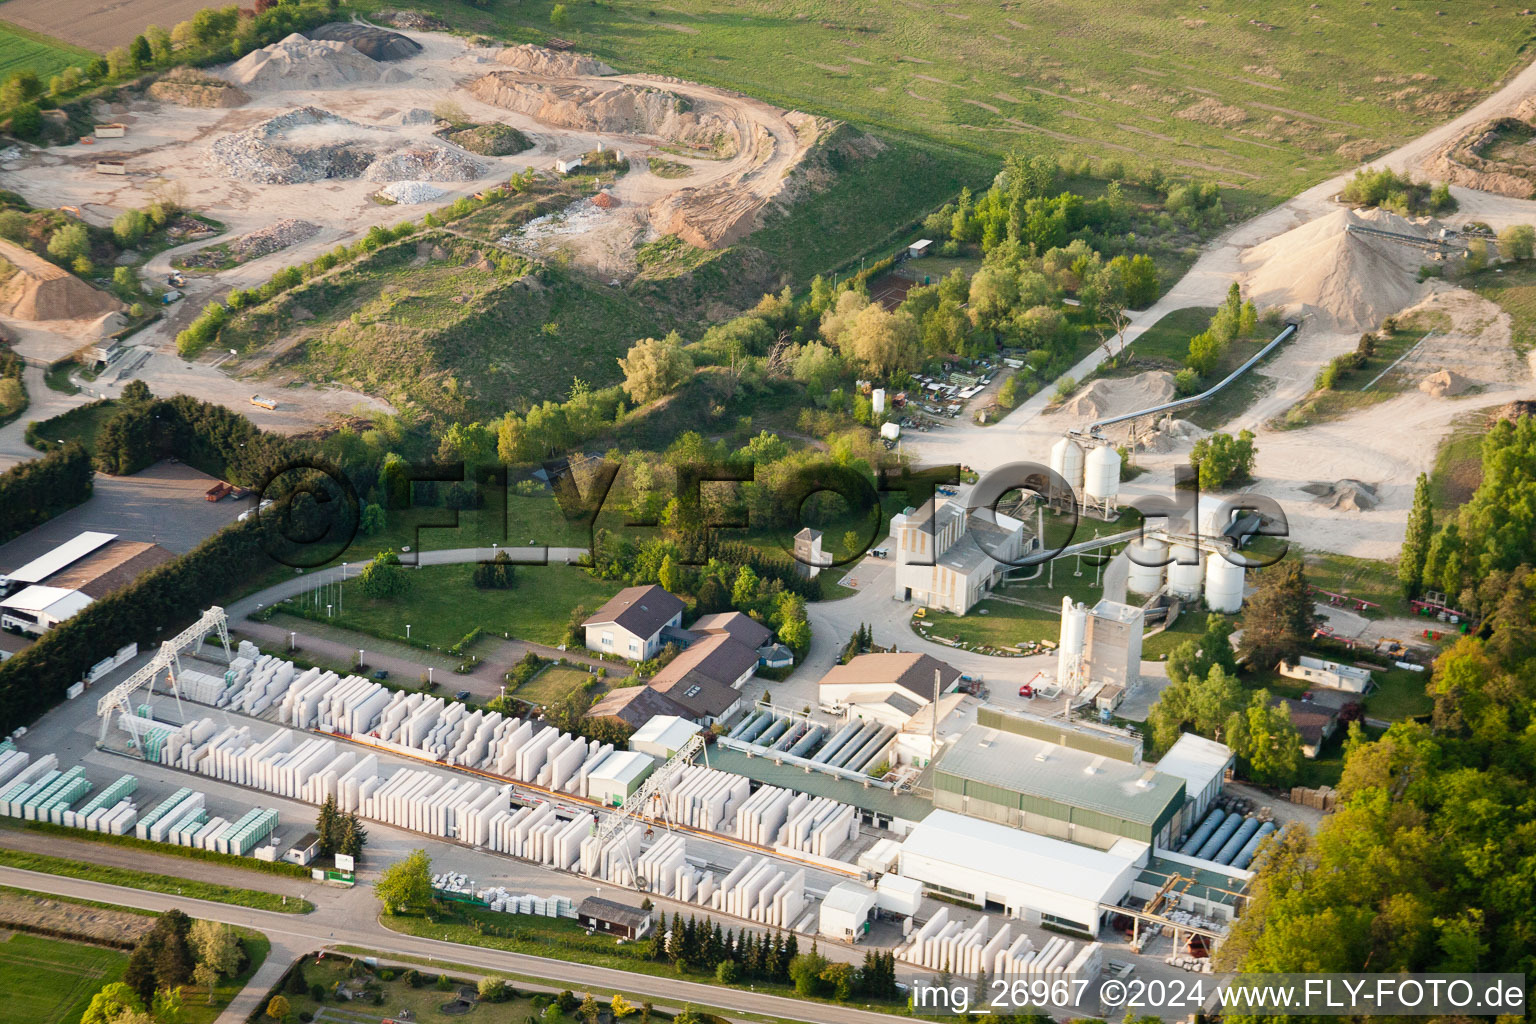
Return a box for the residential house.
[582,585,686,661]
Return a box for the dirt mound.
[225,33,410,90]
[1419,368,1471,396]
[468,73,738,154]
[0,239,123,322]
[1489,399,1536,425]
[306,22,423,61]
[1302,479,1379,511]
[147,66,249,108]
[209,107,481,184]
[650,185,767,249]
[1421,112,1536,200]
[1241,207,1429,332]
[1061,370,1177,421]
[375,10,447,31]
[494,43,614,77]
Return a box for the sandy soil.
[0,29,813,432]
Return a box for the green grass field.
[0,21,94,80]
[1470,261,1536,354]
[512,663,598,705]
[0,932,126,1024]
[913,599,1059,654]
[25,399,116,455]
[354,0,1536,204]
[1428,413,1487,516]
[313,563,620,648]
[0,849,313,914]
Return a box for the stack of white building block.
[902,907,1104,984]
[708,855,807,927]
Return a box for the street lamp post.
[406,624,411,640]
[327,604,333,618]
[289,631,296,651]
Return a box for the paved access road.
[0,866,906,1024]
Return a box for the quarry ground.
[904,55,1536,562]
[0,27,814,430]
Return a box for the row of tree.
[83,910,247,1023]
[0,441,92,545]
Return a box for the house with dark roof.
[586,685,691,730]
[582,585,686,662]
[649,632,757,725]
[1274,696,1341,759]
[577,895,652,939]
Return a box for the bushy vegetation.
[1339,166,1455,217]
[0,441,91,544]
[1189,429,1256,489]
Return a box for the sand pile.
[468,74,739,154]
[494,44,615,77]
[1419,368,1471,396]
[650,185,766,249]
[1302,479,1379,511]
[209,107,480,184]
[147,67,249,108]
[306,23,423,61]
[225,33,410,90]
[0,240,123,322]
[1061,370,1178,421]
[1240,207,1429,332]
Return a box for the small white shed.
[819,881,878,941]
[908,239,933,259]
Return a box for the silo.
[1056,597,1087,689]
[1083,444,1121,506]
[1204,555,1245,613]
[1126,538,1167,595]
[1167,545,1204,601]
[1049,437,1085,497]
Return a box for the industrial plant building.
[0,531,173,636]
[1153,733,1234,826]
[1056,597,1144,697]
[1278,655,1373,694]
[933,710,1185,850]
[898,809,1146,937]
[890,499,1027,614]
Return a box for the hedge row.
[16,820,314,880]
[0,442,92,545]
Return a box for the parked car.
[454,689,472,702]
[372,670,389,680]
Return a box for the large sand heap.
[1419,368,1471,396]
[1240,207,1430,332]
[468,74,739,154]
[494,44,615,77]
[225,33,410,90]
[1062,370,1178,421]
[306,23,423,61]
[0,239,123,322]
[208,106,481,184]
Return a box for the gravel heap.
[379,180,446,204]
[225,33,410,90]
[208,107,480,184]
[395,107,436,125]
[305,22,424,61]
[230,218,322,260]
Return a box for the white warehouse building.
[897,809,1147,937]
[1154,733,1234,826]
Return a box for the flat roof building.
[1155,733,1234,825]
[819,881,878,942]
[898,809,1145,937]
[0,585,92,635]
[934,722,1185,849]
[2,531,117,584]
[629,714,702,760]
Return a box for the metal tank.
[1056,597,1088,688]
[1179,807,1225,855]
[1049,437,1086,497]
[1167,545,1205,601]
[1232,821,1278,870]
[1126,538,1167,595]
[1083,444,1121,505]
[1204,554,1245,613]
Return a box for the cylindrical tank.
[1231,821,1278,870]
[1167,545,1204,601]
[1057,597,1088,688]
[1215,816,1261,865]
[1083,444,1121,504]
[872,388,886,415]
[1049,437,1086,496]
[1126,538,1167,595]
[1204,555,1245,613]
[1195,810,1243,861]
[1198,495,1232,538]
[1179,807,1225,855]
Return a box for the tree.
[479,977,513,1002]
[610,994,636,1018]
[376,848,433,914]
[1238,560,1317,669]
[82,983,144,1024]
[359,502,386,536]
[339,813,367,859]
[551,3,569,26]
[1190,429,1256,489]
[473,550,518,589]
[190,919,242,1003]
[1121,253,1158,307]
[1398,472,1433,598]
[1497,223,1534,262]
[841,304,919,377]
[788,944,828,996]
[618,334,691,405]
[1226,690,1304,786]
[130,34,153,67]
[113,208,150,246]
[8,101,41,140]
[316,794,341,854]
[47,223,90,263]
[266,994,290,1021]
[357,549,410,599]
[731,565,759,607]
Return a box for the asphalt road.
[0,865,907,1024]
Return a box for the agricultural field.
[355,0,1536,204]
[0,932,126,1024]
[0,20,93,78]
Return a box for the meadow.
[0,932,126,1024]
[0,20,93,79]
[356,0,1536,204]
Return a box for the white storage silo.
[1204,554,1245,613]
[1056,597,1087,688]
[1167,545,1204,601]
[872,388,886,415]
[1126,538,1167,595]
[1083,444,1121,506]
[1049,437,1085,497]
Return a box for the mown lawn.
[323,563,621,648]
[25,399,116,455]
[912,599,1059,654]
[512,663,599,706]
[0,849,313,913]
[0,932,126,1024]
[0,21,94,79]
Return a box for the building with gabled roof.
[890,499,1026,614]
[582,584,686,661]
